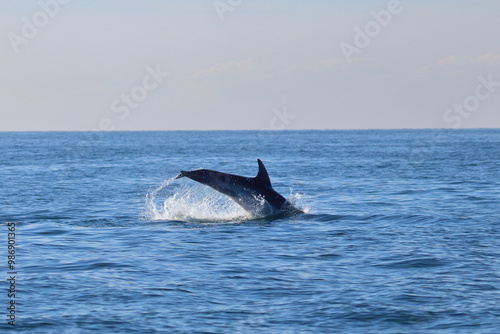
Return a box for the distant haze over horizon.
[1,0,499,131]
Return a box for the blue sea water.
[0,129,499,333]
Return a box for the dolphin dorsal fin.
[255,159,272,187]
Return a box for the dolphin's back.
[175,160,301,216]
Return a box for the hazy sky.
[1,0,499,131]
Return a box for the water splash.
[145,179,309,223]
[286,189,311,214]
[145,178,251,222]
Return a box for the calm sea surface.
[1,130,499,333]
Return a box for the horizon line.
[1,127,499,133]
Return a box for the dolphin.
[174,159,303,217]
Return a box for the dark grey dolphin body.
[175,159,302,217]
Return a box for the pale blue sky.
[1,0,499,131]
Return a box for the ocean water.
[1,129,499,333]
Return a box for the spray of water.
[144,178,252,222]
[144,178,310,223]
[286,189,311,214]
